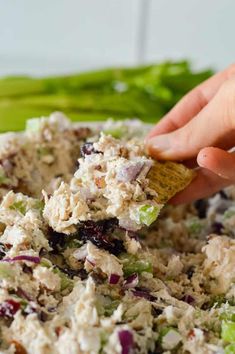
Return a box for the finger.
[147,87,208,138]
[147,77,235,160]
[197,147,235,180]
[147,63,235,139]
[170,146,235,204]
[170,168,230,205]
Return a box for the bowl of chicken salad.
[0,112,234,354]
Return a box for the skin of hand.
[146,63,235,204]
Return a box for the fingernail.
[146,135,171,156]
[217,172,230,179]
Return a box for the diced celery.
[100,331,109,348]
[222,321,235,343]
[96,296,120,317]
[159,327,173,339]
[186,217,203,235]
[138,204,160,226]
[220,306,235,322]
[0,263,14,279]
[37,146,53,158]
[40,258,52,268]
[66,239,83,249]
[9,201,27,215]
[26,118,41,132]
[104,300,120,316]
[60,273,73,291]
[212,295,226,307]
[53,268,74,291]
[224,209,235,220]
[41,262,73,292]
[121,254,153,277]
[0,170,10,186]
[103,126,127,139]
[225,344,235,354]
[160,327,182,350]
[33,199,45,214]
[159,326,176,342]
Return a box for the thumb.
[197,146,235,181]
[146,78,235,161]
[170,146,235,204]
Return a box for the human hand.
[146,64,235,204]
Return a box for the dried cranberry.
[0,250,5,260]
[77,268,88,280]
[91,271,106,285]
[181,294,195,304]
[79,220,125,256]
[16,288,32,301]
[110,239,125,256]
[211,222,223,235]
[57,266,88,280]
[0,243,5,260]
[22,264,33,274]
[132,287,157,302]
[103,218,119,232]
[201,302,210,310]
[80,142,98,157]
[39,248,47,257]
[48,228,66,254]
[151,306,163,317]
[79,220,103,240]
[38,310,48,322]
[194,199,208,218]
[0,299,20,318]
[220,190,228,199]
[186,266,194,279]
[75,160,80,169]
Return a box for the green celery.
[9,201,27,215]
[222,321,235,343]
[225,344,235,354]
[138,205,161,226]
[121,254,153,277]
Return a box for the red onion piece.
[118,218,140,232]
[0,299,21,318]
[109,274,120,285]
[123,273,139,289]
[73,244,88,261]
[117,161,145,183]
[1,255,40,264]
[118,330,134,354]
[16,287,33,301]
[138,160,153,179]
[86,257,95,267]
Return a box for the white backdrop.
[0,0,234,76]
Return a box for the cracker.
[147,161,196,204]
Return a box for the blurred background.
[0,0,234,130]
[1,0,234,76]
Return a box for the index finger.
[147,64,235,139]
[170,167,230,204]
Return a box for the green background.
[0,61,213,132]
